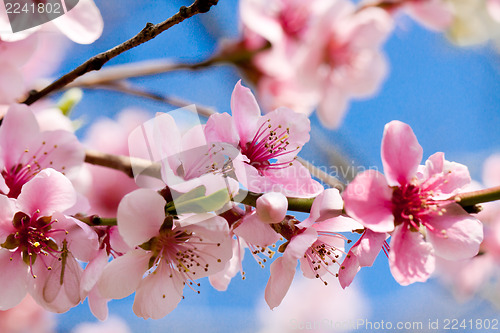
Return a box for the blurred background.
[22,0,500,331]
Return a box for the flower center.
[391,183,429,230]
[277,3,309,39]
[1,211,63,274]
[141,220,222,291]
[1,142,65,198]
[240,119,298,174]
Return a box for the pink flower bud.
[256,192,288,224]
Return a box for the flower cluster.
[0,0,495,325]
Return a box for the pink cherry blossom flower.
[0,104,84,198]
[210,192,288,291]
[264,189,360,308]
[205,81,322,197]
[297,4,393,128]
[0,35,38,106]
[97,188,232,319]
[0,168,98,312]
[343,120,483,285]
[236,0,393,128]
[240,0,331,79]
[0,0,103,44]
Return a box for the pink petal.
[256,192,288,224]
[80,249,109,294]
[0,250,27,310]
[263,163,324,197]
[117,189,165,248]
[185,236,233,279]
[313,216,363,233]
[37,130,85,177]
[17,169,77,216]
[261,107,311,152]
[133,264,184,319]
[51,213,98,262]
[233,212,281,246]
[422,152,471,198]
[353,230,387,267]
[389,225,435,286]
[338,229,386,288]
[0,195,16,243]
[0,104,40,169]
[341,7,393,50]
[338,252,360,289]
[343,170,394,233]
[87,287,109,321]
[300,188,343,227]
[284,227,318,261]
[381,121,423,186]
[42,253,82,305]
[97,249,150,299]
[264,256,296,309]
[231,81,261,145]
[0,64,24,104]
[52,0,103,44]
[152,112,183,168]
[482,154,500,187]
[204,113,240,146]
[316,85,349,129]
[426,204,483,260]
[177,214,229,242]
[209,238,245,291]
[489,0,500,21]
[406,0,453,31]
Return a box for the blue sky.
[51,0,500,331]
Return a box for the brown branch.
[84,149,161,179]
[22,0,219,106]
[63,58,219,89]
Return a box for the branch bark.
[22,0,219,105]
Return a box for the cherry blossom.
[0,169,98,312]
[210,193,288,291]
[205,81,322,197]
[97,188,232,319]
[0,104,84,199]
[342,120,483,285]
[265,189,360,308]
[237,0,393,128]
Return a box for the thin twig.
[84,149,161,179]
[65,58,219,89]
[86,82,217,118]
[22,0,219,105]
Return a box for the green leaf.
[169,186,230,214]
